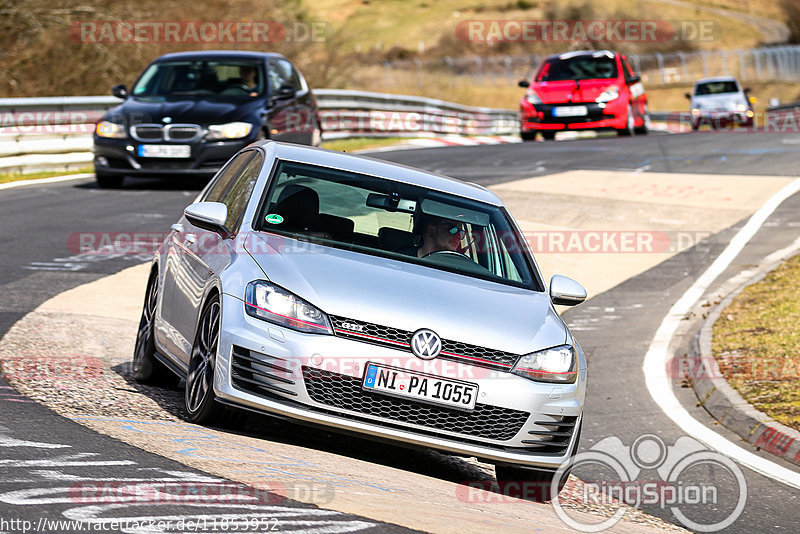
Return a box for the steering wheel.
[422,250,471,260]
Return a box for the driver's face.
[430,221,463,251]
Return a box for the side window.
[220,152,264,231]
[622,58,635,79]
[267,60,288,93]
[270,59,300,90]
[201,151,256,202]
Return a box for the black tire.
[541,131,556,141]
[494,420,582,502]
[634,106,650,135]
[132,270,176,385]
[185,294,244,426]
[95,172,123,188]
[520,130,537,142]
[617,105,635,136]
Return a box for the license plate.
[553,106,588,117]
[362,363,478,411]
[138,144,191,158]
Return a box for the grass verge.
[0,167,93,185]
[712,253,800,432]
[321,137,410,152]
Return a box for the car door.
[156,150,256,364]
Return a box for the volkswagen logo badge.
[411,329,441,360]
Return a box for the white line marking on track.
[0,173,93,191]
[643,176,800,489]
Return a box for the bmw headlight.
[206,121,254,140]
[525,92,542,105]
[512,344,577,383]
[95,121,127,139]
[245,281,332,334]
[595,86,619,103]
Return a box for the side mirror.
[273,85,296,101]
[744,87,751,93]
[184,202,228,233]
[626,75,641,84]
[112,84,128,99]
[550,275,587,306]
[684,93,692,100]
[518,80,530,88]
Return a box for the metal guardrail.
[0,90,519,173]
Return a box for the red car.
[518,50,649,141]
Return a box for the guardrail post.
[701,50,709,78]
[655,53,665,85]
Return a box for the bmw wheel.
[132,270,175,384]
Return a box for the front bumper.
[520,99,628,132]
[215,293,585,469]
[93,136,253,178]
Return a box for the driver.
[417,216,465,258]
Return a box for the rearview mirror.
[550,275,587,306]
[184,202,228,233]
[112,84,128,99]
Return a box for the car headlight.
[245,281,332,334]
[525,92,542,105]
[95,121,127,139]
[736,103,747,112]
[595,86,619,103]
[512,344,577,383]
[691,108,701,116]
[206,121,254,140]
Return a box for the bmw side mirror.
[274,85,296,101]
[112,84,128,99]
[184,202,228,233]
[518,80,530,88]
[684,93,692,100]
[550,275,587,306]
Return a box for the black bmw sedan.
[93,50,321,188]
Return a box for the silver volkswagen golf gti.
[133,140,588,499]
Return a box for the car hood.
[692,93,747,111]
[105,96,262,125]
[532,79,619,104]
[244,233,567,356]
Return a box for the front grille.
[329,315,519,370]
[231,346,297,398]
[166,125,202,140]
[302,366,529,441]
[131,125,163,140]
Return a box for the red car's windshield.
[536,55,618,82]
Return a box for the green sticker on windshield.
[265,214,284,224]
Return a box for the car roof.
[154,50,286,62]
[256,141,504,206]
[694,76,740,85]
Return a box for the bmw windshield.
[255,160,539,290]
[131,60,266,99]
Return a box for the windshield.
[536,54,618,82]
[694,81,739,96]
[131,60,265,98]
[255,160,539,290]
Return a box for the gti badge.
[411,329,441,360]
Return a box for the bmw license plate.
[138,144,191,158]
[553,106,588,117]
[362,362,478,411]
